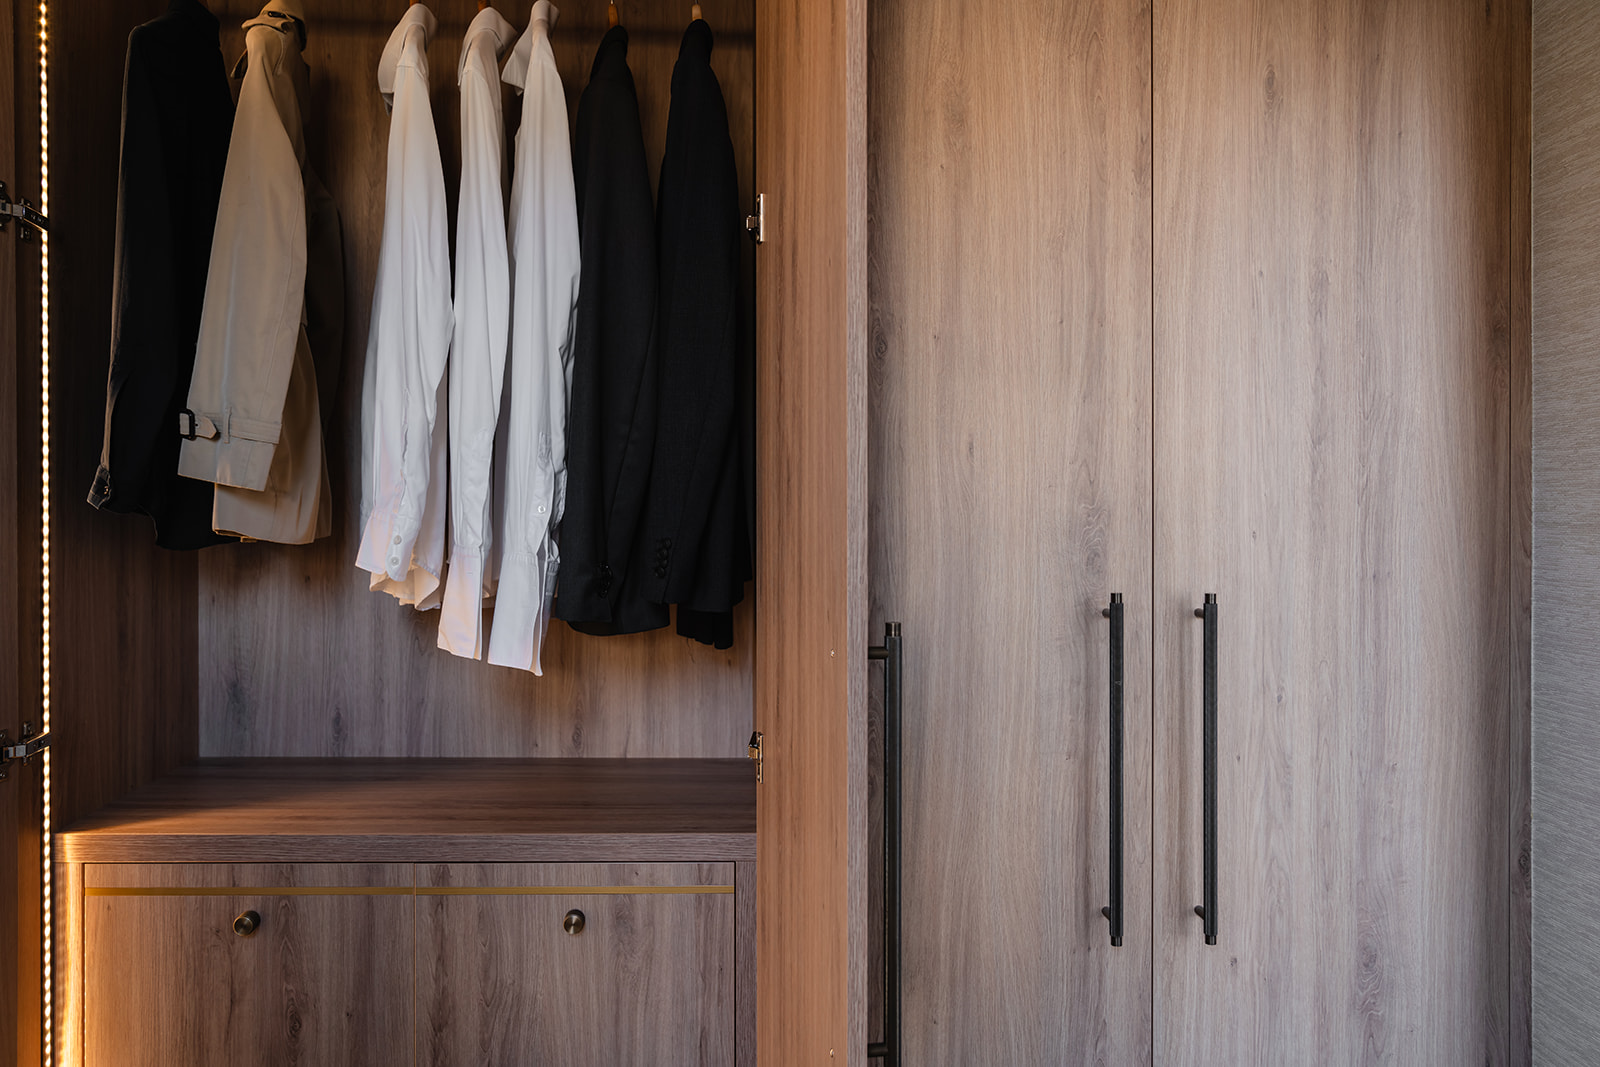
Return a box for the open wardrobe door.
[752,0,869,1056]
[1,0,47,1062]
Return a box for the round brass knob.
[233,910,260,937]
[563,909,586,936]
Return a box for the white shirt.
[438,6,517,659]
[357,4,453,609]
[486,0,581,674]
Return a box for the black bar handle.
[1192,594,1218,946]
[868,622,903,1064]
[1099,594,1125,947]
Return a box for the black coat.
[634,19,749,649]
[87,0,235,549]
[555,25,662,634]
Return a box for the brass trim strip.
[86,887,412,897]
[418,886,734,896]
[85,885,735,897]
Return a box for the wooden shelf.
[56,759,756,864]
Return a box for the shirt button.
[537,504,547,514]
[389,556,400,567]
[393,535,401,544]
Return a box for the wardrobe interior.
[47,0,760,840]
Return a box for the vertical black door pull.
[867,622,903,1064]
[1193,594,1218,945]
[1099,594,1125,947]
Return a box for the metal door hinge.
[0,723,51,780]
[0,182,47,240]
[747,730,764,783]
[745,193,765,245]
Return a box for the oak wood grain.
[57,757,755,863]
[0,0,28,1055]
[1531,2,1600,1062]
[415,862,736,1066]
[751,0,869,1053]
[198,0,757,760]
[1153,1,1520,1062]
[1507,0,1533,1057]
[866,0,1154,1061]
[734,859,754,1066]
[52,862,82,1067]
[82,863,412,1067]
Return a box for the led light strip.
[38,0,52,1063]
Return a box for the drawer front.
[416,863,736,1066]
[83,864,412,1067]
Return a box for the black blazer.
[633,19,749,649]
[88,0,235,549]
[555,25,662,633]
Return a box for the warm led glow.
[39,0,52,1063]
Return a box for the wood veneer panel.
[0,0,26,1056]
[867,0,1153,1060]
[1531,1,1600,1062]
[198,0,757,759]
[1506,0,1532,1057]
[83,862,412,1067]
[415,862,735,1066]
[752,0,868,1052]
[1153,0,1519,1062]
[57,757,755,862]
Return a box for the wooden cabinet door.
[415,863,737,1066]
[1152,0,1522,1062]
[868,0,1154,1062]
[82,863,412,1066]
[751,0,870,1052]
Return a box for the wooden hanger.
[479,0,490,9]
[691,2,702,18]
[608,0,619,27]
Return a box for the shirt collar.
[459,5,518,83]
[378,3,438,107]
[503,1,559,93]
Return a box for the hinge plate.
[0,723,50,780]
[0,181,48,241]
[745,193,765,245]
[747,731,764,784]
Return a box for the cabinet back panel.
[197,0,756,758]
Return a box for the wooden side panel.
[1154,1,1518,1063]
[82,863,412,1067]
[415,862,736,1066]
[1531,2,1600,1062]
[752,0,868,1050]
[51,861,80,1067]
[198,0,757,760]
[0,0,26,1055]
[734,859,755,1067]
[867,0,1153,1061]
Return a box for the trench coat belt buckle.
[178,409,220,441]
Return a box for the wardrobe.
[0,0,861,1060]
[0,0,1531,1064]
[867,0,1529,1063]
